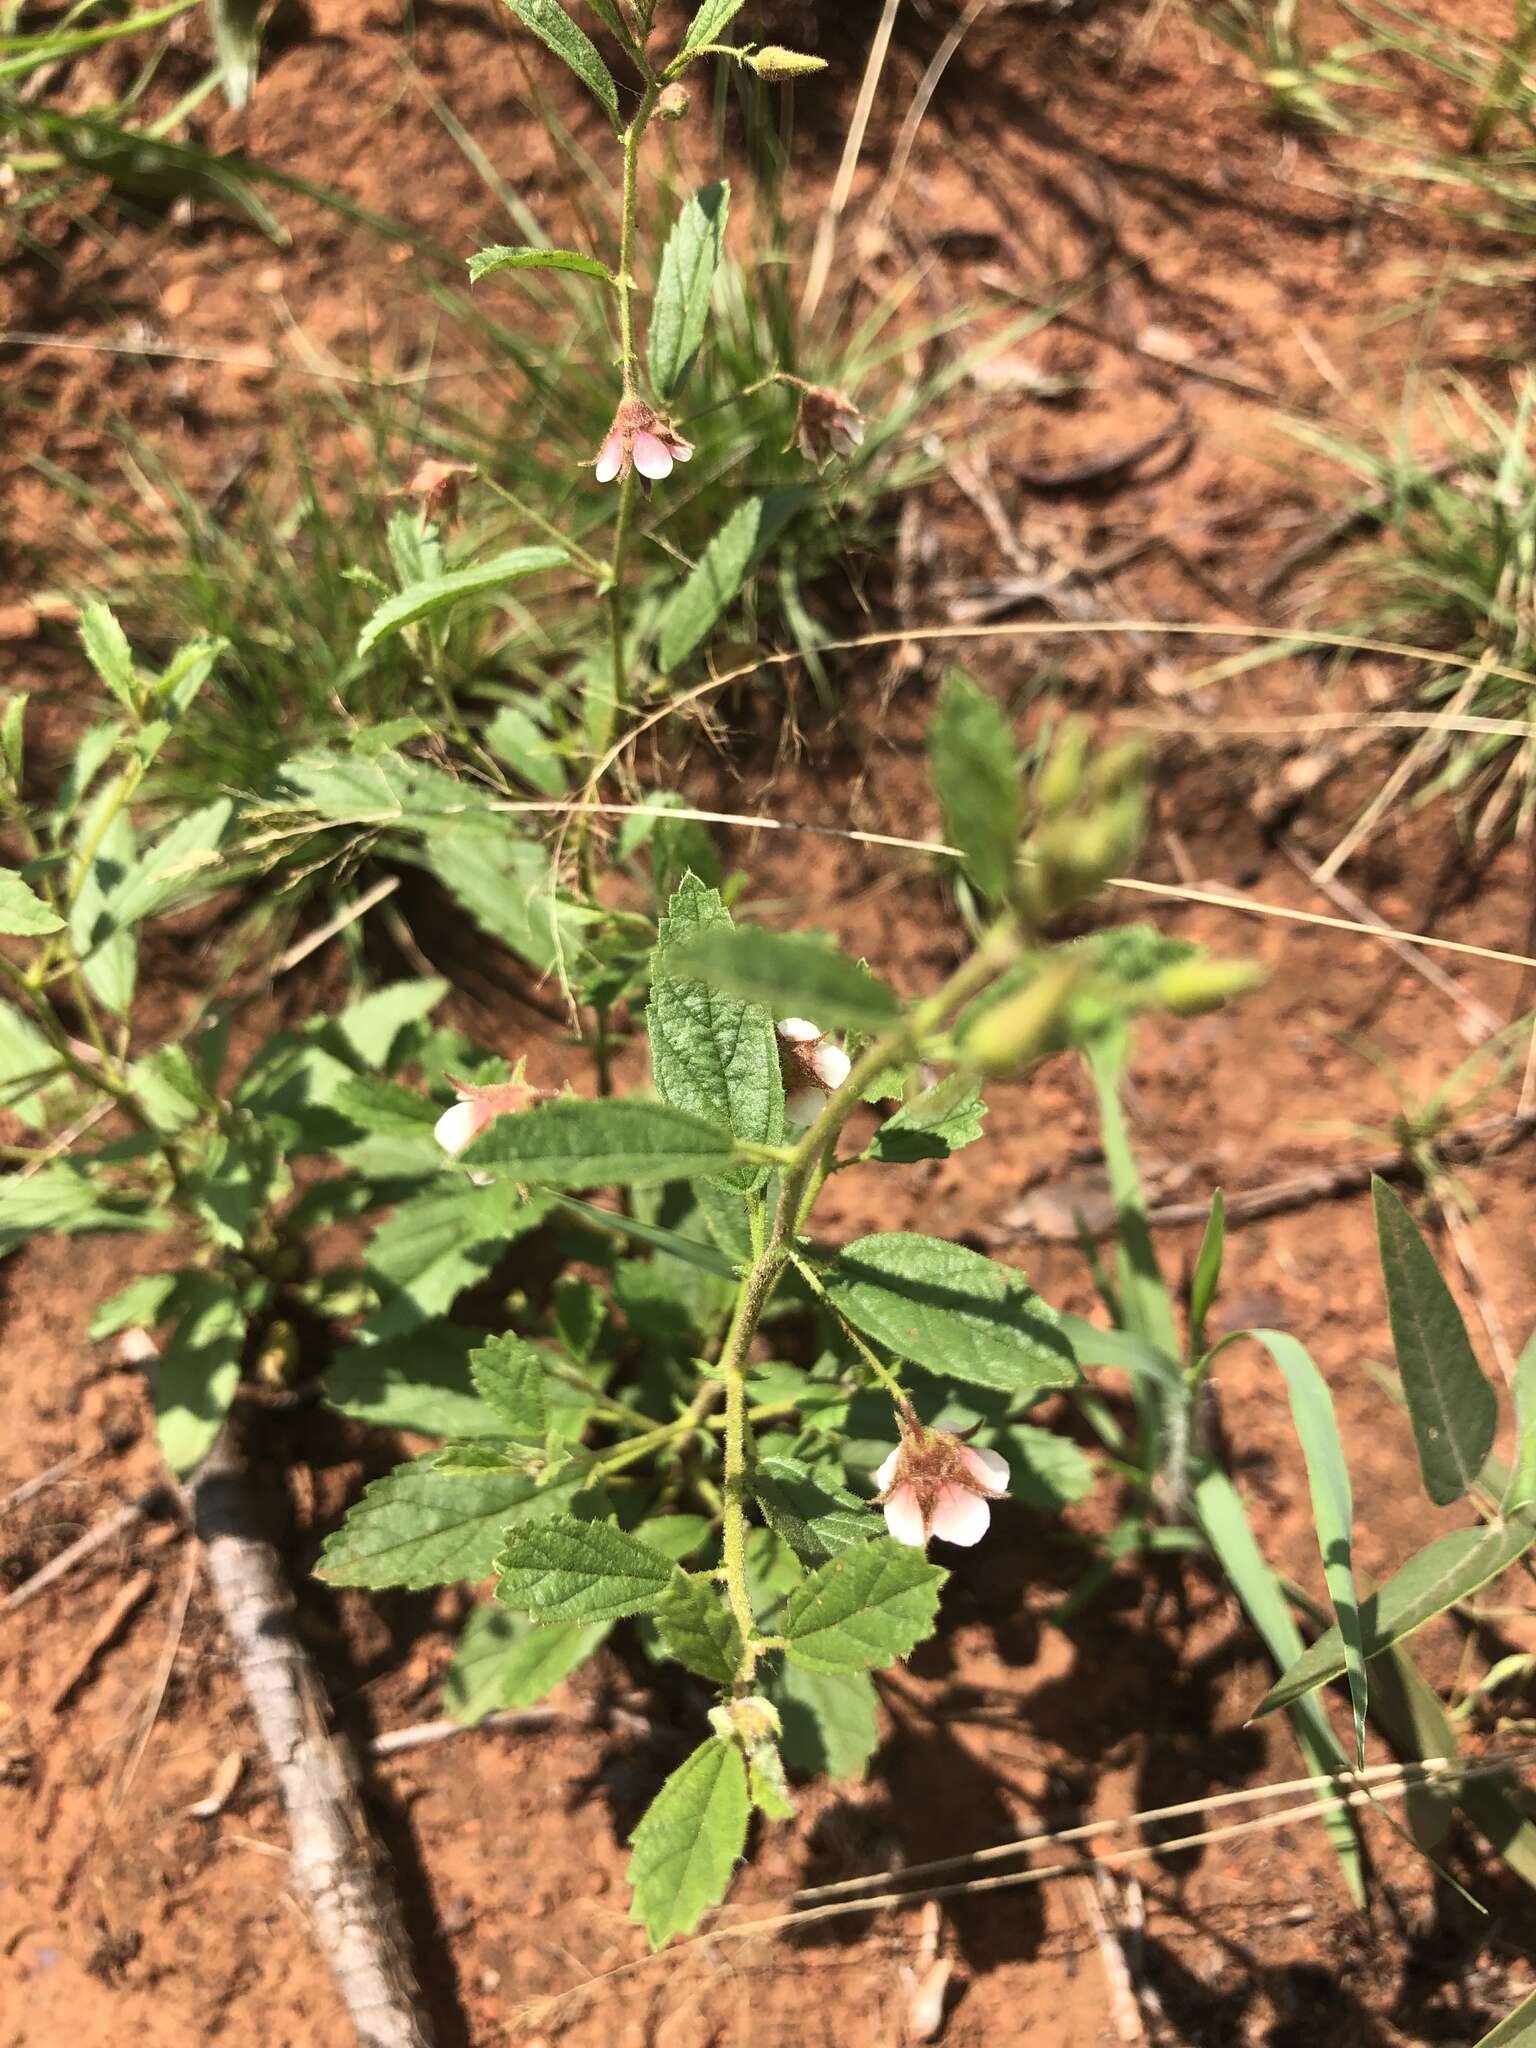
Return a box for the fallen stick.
[188,1430,435,2048]
[370,1700,651,1761]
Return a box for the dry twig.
[2,1489,166,1616]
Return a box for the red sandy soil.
[4,3,1536,2044]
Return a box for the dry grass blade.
[800,0,904,320]
[1,1490,166,1616]
[47,1568,154,1713]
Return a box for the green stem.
[706,918,1020,1669]
[479,478,607,582]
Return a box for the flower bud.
[1035,717,1089,818]
[963,962,1080,1074]
[1154,956,1266,1015]
[656,81,691,120]
[750,45,828,79]
[1026,792,1145,919]
[1082,737,1149,802]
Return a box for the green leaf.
[0,1000,60,1130]
[104,799,232,927]
[70,805,137,1016]
[155,1274,244,1476]
[1373,1177,1497,1506]
[666,924,900,1034]
[484,704,566,797]
[207,0,263,109]
[495,1514,676,1623]
[0,1165,155,1255]
[423,829,595,979]
[766,1663,880,1780]
[79,598,136,708]
[2,691,27,781]
[867,1075,987,1163]
[470,1334,549,1446]
[648,180,730,403]
[655,1571,744,1685]
[325,1327,512,1440]
[681,0,747,54]
[498,0,619,121]
[656,489,802,673]
[627,1738,749,1948]
[1241,1329,1368,1766]
[357,547,567,659]
[1189,1190,1225,1356]
[824,1233,1077,1400]
[928,668,1021,903]
[90,1271,180,1341]
[318,1460,587,1589]
[468,243,611,283]
[360,1181,551,1339]
[331,977,449,1069]
[782,1537,947,1674]
[464,1097,737,1188]
[331,1072,440,1139]
[444,1604,608,1725]
[1253,1515,1536,1720]
[1475,1991,1536,2048]
[753,1455,879,1562]
[1192,1466,1365,1904]
[1508,1327,1536,1517]
[648,872,783,1191]
[0,870,62,936]
[553,1192,738,1278]
[998,1423,1096,1508]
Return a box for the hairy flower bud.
[875,1415,1009,1549]
[656,81,691,120]
[750,45,828,79]
[1155,956,1266,1015]
[963,962,1080,1074]
[787,384,865,467]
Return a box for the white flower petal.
[883,1486,928,1548]
[810,1042,850,1090]
[784,1086,825,1128]
[669,438,694,463]
[632,432,675,481]
[434,1099,486,1157]
[873,1447,902,1492]
[776,1017,821,1042]
[961,1445,1011,1494]
[594,433,624,484]
[928,1485,991,1547]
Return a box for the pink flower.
[776,1016,852,1127]
[874,1422,1009,1549]
[434,1070,539,1158]
[593,398,694,494]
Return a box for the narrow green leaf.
[1189,1189,1225,1355]
[78,598,136,708]
[1241,1329,1368,1766]
[1507,1325,1536,1517]
[357,547,567,659]
[498,0,619,119]
[627,1738,749,1947]
[156,1274,243,1477]
[648,180,730,402]
[464,1097,737,1188]
[824,1233,1078,1400]
[1475,1991,1536,2048]
[666,924,900,1034]
[207,0,263,108]
[681,0,747,53]
[70,805,137,1016]
[470,1334,549,1446]
[553,1192,738,1277]
[444,1604,608,1725]
[928,668,1022,903]
[1253,1515,1536,1720]
[318,1460,585,1589]
[1193,1466,1365,1904]
[766,1663,880,1780]
[468,243,612,283]
[495,1514,675,1623]
[782,1537,947,1674]
[648,872,783,1190]
[656,489,802,673]
[655,1571,744,1684]
[1373,1177,1497,1506]
[0,869,62,936]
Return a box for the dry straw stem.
[800,0,905,320]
